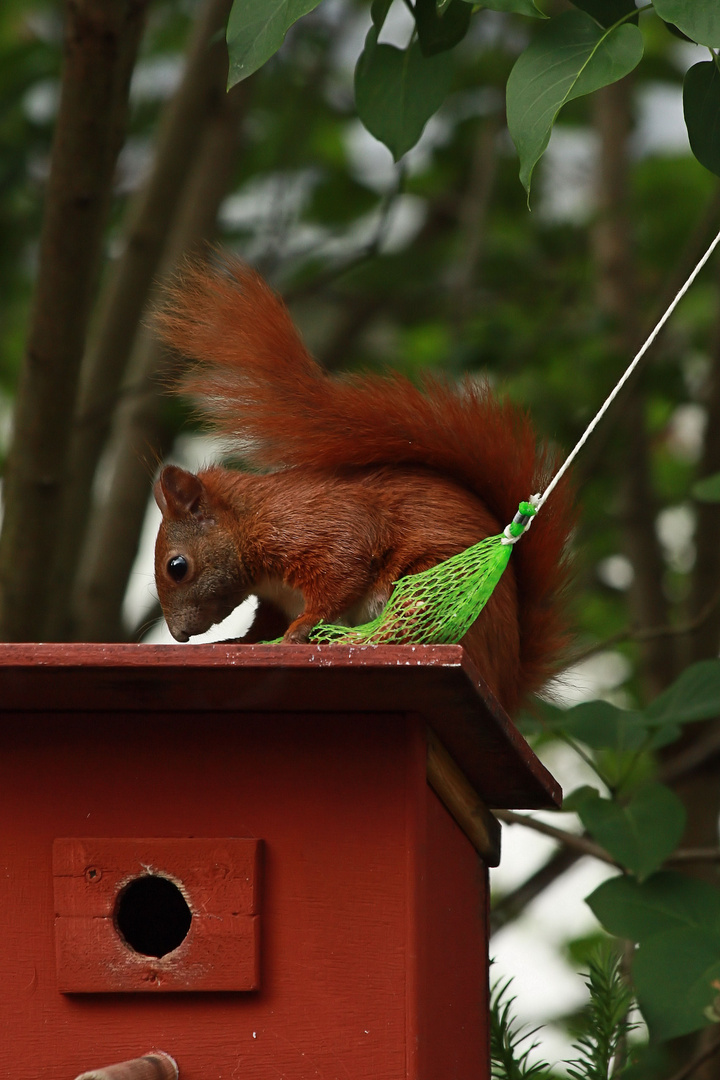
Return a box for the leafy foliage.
[683,61,720,178]
[652,0,720,46]
[538,659,720,1041]
[415,0,471,58]
[567,783,685,880]
[227,0,720,194]
[476,0,546,16]
[569,1,637,30]
[587,872,720,1039]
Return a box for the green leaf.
[653,0,720,47]
[555,699,647,752]
[563,784,603,813]
[633,928,720,1038]
[226,0,322,86]
[416,0,472,57]
[544,697,681,761]
[506,10,644,196]
[644,659,720,727]
[587,871,720,941]
[465,0,546,15]
[684,62,720,178]
[693,470,720,502]
[354,27,454,161]
[569,0,637,29]
[572,784,685,880]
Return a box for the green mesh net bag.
[263,224,720,650]
[306,500,537,647]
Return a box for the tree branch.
[667,847,720,864]
[565,585,720,668]
[494,809,618,866]
[490,846,580,936]
[664,1028,720,1080]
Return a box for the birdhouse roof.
[0,642,560,809]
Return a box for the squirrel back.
[154,256,573,712]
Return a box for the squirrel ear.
[154,465,208,519]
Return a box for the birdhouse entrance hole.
[115,875,192,958]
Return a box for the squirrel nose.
[171,626,190,643]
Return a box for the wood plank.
[422,785,490,1079]
[426,728,501,865]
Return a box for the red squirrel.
[153,256,572,714]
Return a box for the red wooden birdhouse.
[0,643,560,1080]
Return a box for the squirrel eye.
[167,555,189,582]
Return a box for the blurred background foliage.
[3,0,720,1071]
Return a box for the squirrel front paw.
[283,613,323,644]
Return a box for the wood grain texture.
[0,642,561,808]
[54,838,260,992]
[422,786,490,1079]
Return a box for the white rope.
[533,225,720,514]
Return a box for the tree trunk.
[0,0,148,642]
[44,0,235,641]
[591,78,676,698]
[75,78,252,641]
[687,256,720,664]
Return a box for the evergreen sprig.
[491,947,635,1080]
[490,977,552,1080]
[567,947,634,1080]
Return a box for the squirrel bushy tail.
[156,256,573,701]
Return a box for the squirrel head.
[154,465,249,642]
